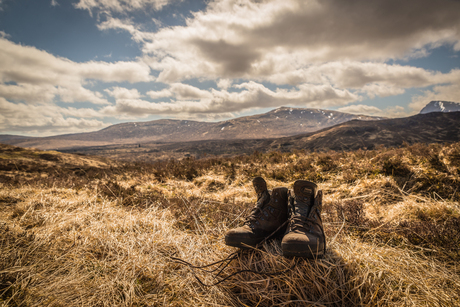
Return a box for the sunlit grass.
[1,142,459,306]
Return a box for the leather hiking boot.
[282,180,326,258]
[225,177,289,249]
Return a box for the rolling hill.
[59,111,460,162]
[0,107,378,150]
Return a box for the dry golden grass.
[1,142,460,306]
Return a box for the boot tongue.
[253,177,267,195]
[293,181,316,217]
[252,177,268,208]
[256,190,270,208]
[294,192,313,216]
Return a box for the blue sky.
[0,0,459,136]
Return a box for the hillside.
[60,111,460,162]
[1,142,459,306]
[0,143,124,185]
[0,107,378,150]
[270,110,460,152]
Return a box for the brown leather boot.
[282,180,326,258]
[225,177,289,248]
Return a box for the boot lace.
[289,202,320,230]
[243,193,268,226]
[289,200,327,255]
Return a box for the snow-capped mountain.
[420,101,460,114]
[0,107,379,150]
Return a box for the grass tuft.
[0,142,459,306]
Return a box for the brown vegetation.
[1,142,459,306]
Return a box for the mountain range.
[0,107,378,150]
[56,111,460,162]
[1,101,460,161]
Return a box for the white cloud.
[147,83,216,100]
[361,83,406,99]
[131,0,460,83]
[0,37,155,134]
[0,37,151,85]
[103,81,358,117]
[146,88,173,99]
[97,17,154,43]
[305,62,446,89]
[0,37,151,106]
[336,105,383,116]
[170,83,213,99]
[0,98,107,136]
[0,83,57,103]
[105,87,142,99]
[3,0,460,135]
[409,84,460,112]
[384,106,411,118]
[0,31,10,39]
[217,79,232,89]
[78,61,152,83]
[337,104,409,118]
[74,0,179,14]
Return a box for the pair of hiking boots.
[225,177,326,258]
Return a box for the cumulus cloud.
[74,0,179,14]
[0,37,151,106]
[97,17,154,43]
[103,81,358,117]
[3,0,460,136]
[217,79,232,89]
[0,37,154,134]
[0,31,10,38]
[170,83,213,100]
[132,0,460,82]
[105,87,142,99]
[146,88,173,99]
[409,84,460,112]
[307,62,453,89]
[361,84,406,99]
[336,105,383,116]
[146,83,218,100]
[0,98,107,136]
[0,83,57,103]
[337,104,409,118]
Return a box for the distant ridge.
[420,101,460,114]
[58,111,460,162]
[267,111,460,152]
[0,107,379,150]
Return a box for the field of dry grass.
[1,142,459,306]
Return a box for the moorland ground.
[1,142,460,306]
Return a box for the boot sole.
[282,243,325,259]
[224,236,261,249]
[225,232,285,249]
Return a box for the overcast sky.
[1,0,459,136]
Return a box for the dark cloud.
[191,39,262,75]
[249,0,460,59]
